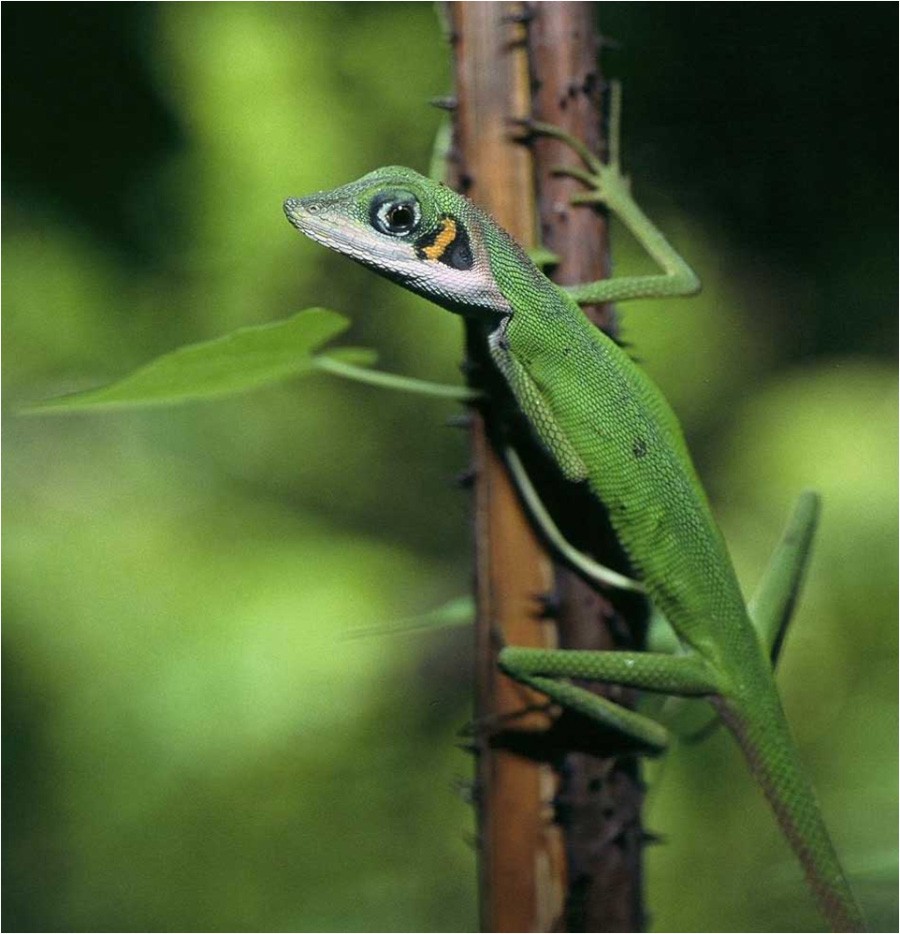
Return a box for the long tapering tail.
[714,692,866,932]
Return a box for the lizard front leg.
[518,82,701,305]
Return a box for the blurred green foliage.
[3,4,896,932]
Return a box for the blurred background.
[3,4,896,931]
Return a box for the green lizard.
[283,110,865,932]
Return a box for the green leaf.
[25,308,364,413]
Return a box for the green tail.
[714,691,866,932]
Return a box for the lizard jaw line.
[283,198,423,282]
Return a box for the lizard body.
[284,136,864,932]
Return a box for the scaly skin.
[284,142,865,931]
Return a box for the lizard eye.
[370,191,421,236]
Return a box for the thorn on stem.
[536,590,562,620]
[429,95,458,112]
[445,412,474,430]
[455,468,476,490]
[642,829,667,846]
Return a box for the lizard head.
[284,167,512,318]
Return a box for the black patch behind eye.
[444,223,473,270]
[414,214,473,270]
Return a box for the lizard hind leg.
[499,645,722,754]
[510,671,670,754]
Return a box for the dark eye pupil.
[370,192,419,236]
[388,204,414,229]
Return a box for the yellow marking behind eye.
[423,218,457,261]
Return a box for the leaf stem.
[313,355,481,401]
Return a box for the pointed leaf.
[26,308,360,413]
